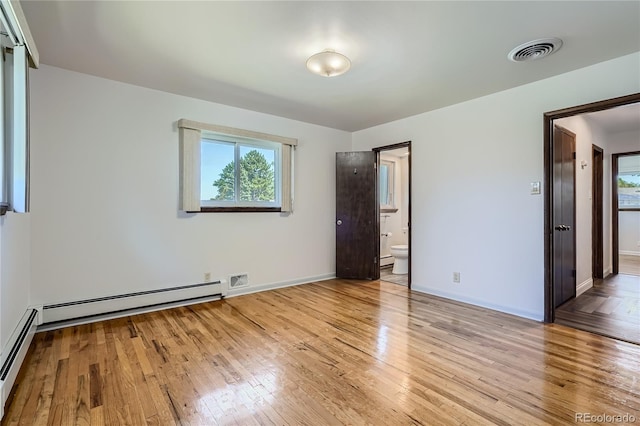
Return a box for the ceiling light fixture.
[306,50,351,77]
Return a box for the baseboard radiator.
[0,309,38,419]
[42,280,227,326]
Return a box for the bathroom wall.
[380,153,407,266]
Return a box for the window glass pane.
[618,155,640,208]
[201,140,235,201]
[379,164,389,205]
[239,145,276,202]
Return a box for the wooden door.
[336,152,379,280]
[553,126,576,307]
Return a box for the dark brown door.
[592,145,604,279]
[336,152,379,280]
[553,126,576,307]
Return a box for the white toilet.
[390,245,409,274]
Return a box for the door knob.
[336,220,343,226]
[555,225,564,231]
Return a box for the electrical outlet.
[204,272,211,282]
[453,272,460,283]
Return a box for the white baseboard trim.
[0,309,38,418]
[620,250,640,257]
[227,273,335,298]
[411,285,543,322]
[577,278,593,297]
[380,256,394,267]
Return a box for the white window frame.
[380,159,395,210]
[178,119,296,213]
[0,0,39,215]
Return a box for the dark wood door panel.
[336,152,378,280]
[553,126,576,307]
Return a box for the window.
[200,137,280,208]
[618,154,640,210]
[178,119,296,213]
[380,160,396,211]
[0,2,38,215]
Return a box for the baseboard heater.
[0,309,38,419]
[42,280,227,326]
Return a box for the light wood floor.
[620,254,640,276]
[556,273,640,344]
[3,280,640,425]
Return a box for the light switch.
[530,181,541,195]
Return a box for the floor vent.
[229,273,249,288]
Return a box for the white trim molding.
[577,278,594,297]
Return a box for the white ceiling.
[583,103,640,135]
[21,1,640,132]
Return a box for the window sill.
[619,208,640,212]
[190,207,282,213]
[381,208,398,213]
[0,203,9,216]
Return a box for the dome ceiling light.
[306,50,351,77]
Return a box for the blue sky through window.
[201,140,276,201]
[201,140,234,200]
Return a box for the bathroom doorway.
[373,142,411,288]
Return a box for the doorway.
[613,151,640,276]
[544,93,640,323]
[544,93,640,344]
[334,142,411,287]
[374,142,411,288]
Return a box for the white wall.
[352,52,640,320]
[29,65,351,306]
[619,212,640,255]
[0,213,30,351]
[554,115,595,288]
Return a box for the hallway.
[556,273,640,344]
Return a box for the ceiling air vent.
[508,38,563,62]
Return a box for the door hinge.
[571,269,576,278]
[374,162,377,169]
[572,152,576,159]
[374,256,378,264]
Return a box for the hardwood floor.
[620,254,640,276]
[556,273,640,344]
[3,279,640,425]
